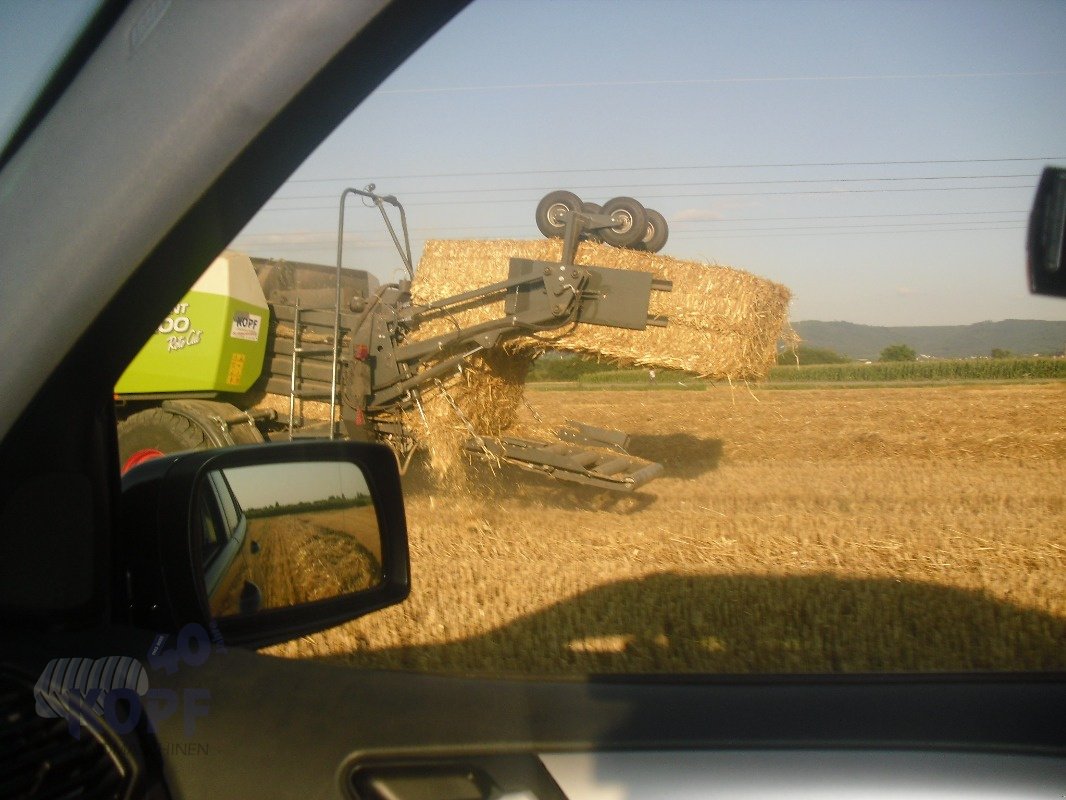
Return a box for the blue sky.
[222,461,371,512]
[233,0,1066,326]
[3,0,1064,326]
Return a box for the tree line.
[245,493,373,519]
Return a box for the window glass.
[199,491,225,566]
[118,0,1066,675]
[214,473,243,534]
[0,1,104,153]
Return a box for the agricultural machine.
[115,188,671,491]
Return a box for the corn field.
[768,357,1066,383]
[530,358,1066,386]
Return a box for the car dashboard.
[5,634,1064,799]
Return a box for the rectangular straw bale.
[411,239,793,380]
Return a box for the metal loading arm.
[463,434,663,492]
[367,257,672,409]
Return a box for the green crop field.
[768,357,1066,383]
[528,357,1066,388]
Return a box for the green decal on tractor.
[115,251,268,395]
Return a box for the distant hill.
[791,320,1066,360]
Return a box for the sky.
[221,461,371,512]
[230,0,1066,326]
[3,1,1065,326]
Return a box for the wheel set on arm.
[535,190,669,252]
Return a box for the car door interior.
[0,1,1063,799]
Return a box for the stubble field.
[270,383,1066,674]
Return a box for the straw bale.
[452,347,534,434]
[411,239,793,381]
[258,241,793,482]
[259,319,535,483]
[374,348,535,483]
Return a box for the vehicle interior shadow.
[319,573,1066,675]
[626,433,724,479]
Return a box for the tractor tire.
[117,408,210,474]
[599,196,648,248]
[535,190,583,239]
[639,208,669,253]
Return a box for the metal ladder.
[287,298,343,440]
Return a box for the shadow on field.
[627,433,724,479]
[325,573,1066,675]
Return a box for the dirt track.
[268,383,1066,674]
[213,506,380,617]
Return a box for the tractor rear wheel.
[117,408,210,474]
[599,196,648,248]
[535,190,583,239]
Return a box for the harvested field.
[212,507,380,617]
[268,383,1066,674]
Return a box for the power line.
[256,183,1037,212]
[234,220,1027,252]
[672,210,1027,224]
[678,219,1025,234]
[236,213,1030,244]
[376,70,1066,96]
[235,223,1026,256]
[671,225,1025,239]
[445,209,1029,231]
[284,156,1066,183]
[268,174,1037,202]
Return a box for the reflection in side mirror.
[121,440,408,649]
[1027,166,1066,297]
[195,461,383,621]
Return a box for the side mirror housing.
[119,441,409,649]
[1027,166,1066,297]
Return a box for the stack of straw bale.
[403,239,793,480]
[255,239,794,481]
[411,239,793,380]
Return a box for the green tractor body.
[115,251,269,395]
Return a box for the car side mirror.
[1027,166,1066,297]
[120,441,409,649]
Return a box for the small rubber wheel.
[640,208,669,253]
[535,190,583,239]
[599,196,648,248]
[117,408,210,473]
